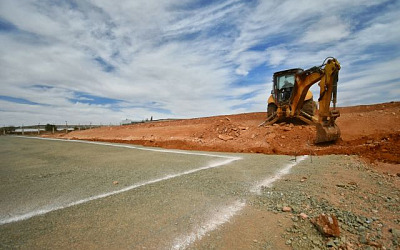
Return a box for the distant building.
[120,119,133,125]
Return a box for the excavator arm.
[290,66,324,118]
[291,57,341,143]
[314,57,341,143]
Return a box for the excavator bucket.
[315,123,341,143]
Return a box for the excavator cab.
[269,68,315,119]
[272,69,303,104]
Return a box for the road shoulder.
[193,155,400,249]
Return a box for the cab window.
[277,75,295,89]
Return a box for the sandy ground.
[54,102,400,174]
[195,155,400,249]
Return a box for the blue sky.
[0,0,399,126]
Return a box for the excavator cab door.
[272,68,303,105]
[274,74,295,104]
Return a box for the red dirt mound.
[51,102,400,166]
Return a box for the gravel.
[250,155,400,249]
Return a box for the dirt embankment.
[54,102,400,170]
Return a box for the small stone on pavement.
[282,206,292,212]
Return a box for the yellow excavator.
[260,57,341,143]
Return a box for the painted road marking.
[172,200,246,250]
[251,155,309,194]
[15,136,237,159]
[171,155,309,249]
[1,137,241,225]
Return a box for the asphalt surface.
[0,136,305,249]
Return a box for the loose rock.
[282,206,292,212]
[299,213,308,219]
[218,134,234,141]
[311,214,340,237]
[326,239,335,247]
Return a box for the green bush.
[45,124,57,132]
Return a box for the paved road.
[0,136,307,249]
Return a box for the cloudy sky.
[1,0,399,126]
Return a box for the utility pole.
[38,123,40,135]
[65,121,68,134]
[22,124,24,135]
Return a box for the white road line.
[251,155,308,194]
[172,200,246,250]
[170,156,308,249]
[1,137,241,225]
[15,136,237,159]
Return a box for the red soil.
[52,102,400,170]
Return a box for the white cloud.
[235,68,249,76]
[265,46,289,67]
[0,0,399,126]
[300,16,350,44]
[234,50,267,75]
